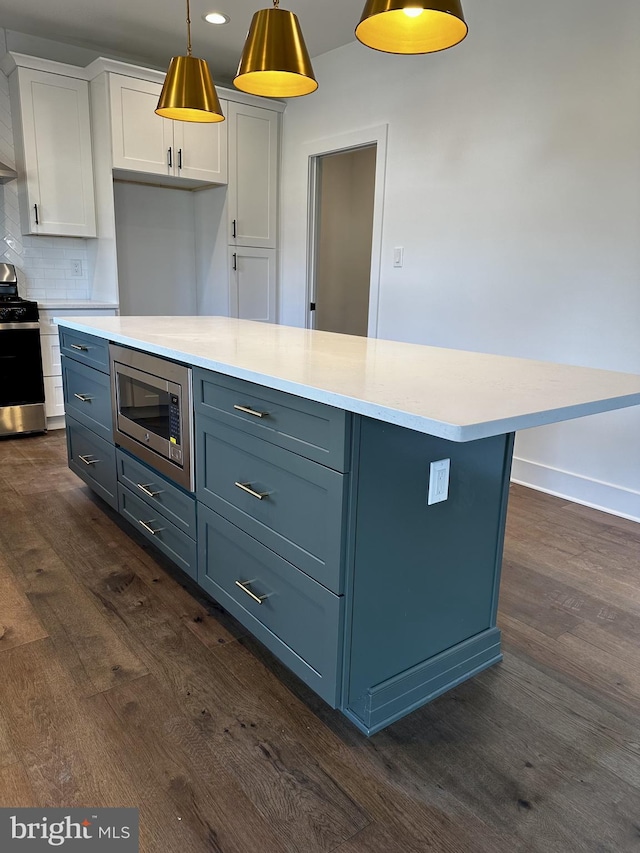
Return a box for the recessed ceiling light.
[203,11,230,25]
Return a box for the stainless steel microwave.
[110,344,194,491]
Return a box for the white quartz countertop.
[56,316,640,442]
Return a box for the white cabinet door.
[110,74,173,176]
[44,375,65,418]
[173,100,228,184]
[40,334,61,377]
[10,68,96,237]
[228,102,278,249]
[229,247,276,323]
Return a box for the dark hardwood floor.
[0,430,639,852]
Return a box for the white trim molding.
[511,456,640,523]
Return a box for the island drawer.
[118,484,197,581]
[67,416,117,510]
[193,368,351,472]
[197,414,347,594]
[62,356,113,442]
[198,504,343,707]
[60,329,110,373]
[116,449,196,538]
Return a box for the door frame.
[303,124,388,337]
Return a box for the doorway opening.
[310,145,377,337]
[306,123,389,337]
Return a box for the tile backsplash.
[0,70,90,302]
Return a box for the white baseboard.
[511,456,640,524]
[46,415,66,431]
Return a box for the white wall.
[280,0,640,520]
[114,182,197,316]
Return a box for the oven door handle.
[0,322,40,331]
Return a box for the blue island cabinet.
[62,338,515,735]
[193,367,514,735]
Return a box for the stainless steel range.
[0,263,46,436]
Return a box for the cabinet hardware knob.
[74,393,93,403]
[138,519,164,536]
[79,454,99,465]
[34,203,39,225]
[137,483,163,498]
[234,481,269,500]
[178,148,182,169]
[70,344,89,351]
[233,404,268,419]
[235,580,268,605]
[168,147,172,168]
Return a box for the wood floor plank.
[381,664,640,853]
[0,709,18,770]
[0,638,130,807]
[98,675,290,853]
[0,763,37,807]
[501,614,640,718]
[475,654,640,791]
[0,522,149,696]
[0,557,49,653]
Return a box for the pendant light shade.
[234,1,317,98]
[156,0,225,122]
[356,1,468,55]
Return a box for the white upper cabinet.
[173,112,228,184]
[228,102,278,249]
[9,67,97,237]
[109,74,228,185]
[110,75,173,175]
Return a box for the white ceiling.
[0,0,368,85]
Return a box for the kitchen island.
[57,317,640,734]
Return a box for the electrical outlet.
[428,458,450,505]
[71,260,82,277]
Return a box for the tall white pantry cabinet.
[228,102,279,324]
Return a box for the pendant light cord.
[185,0,192,56]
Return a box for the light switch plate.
[393,247,404,268]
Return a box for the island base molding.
[345,628,503,735]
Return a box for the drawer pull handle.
[70,344,89,351]
[74,393,93,403]
[137,483,164,499]
[233,404,268,419]
[235,580,268,605]
[138,519,165,536]
[235,481,268,501]
[79,454,99,466]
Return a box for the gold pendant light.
[356,1,468,55]
[156,0,225,122]
[234,0,318,98]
